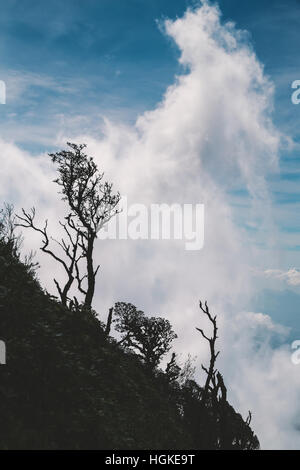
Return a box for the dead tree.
[16,208,82,307]
[17,143,120,311]
[49,143,120,310]
[0,203,23,255]
[105,307,113,336]
[196,301,259,449]
[196,300,221,403]
[1,203,38,272]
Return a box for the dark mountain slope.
[0,238,259,450]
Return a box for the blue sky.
[2,0,300,317]
[1,0,300,185]
[1,0,300,143]
[0,0,299,142]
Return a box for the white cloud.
[1,2,298,449]
[265,268,300,286]
[222,315,300,449]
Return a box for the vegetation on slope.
[0,233,259,449]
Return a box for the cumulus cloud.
[265,268,300,286]
[1,2,298,449]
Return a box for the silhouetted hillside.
[0,236,259,449]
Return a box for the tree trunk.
[84,234,95,309]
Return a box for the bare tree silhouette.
[16,143,120,311]
[49,143,120,309]
[196,300,220,402]
[196,300,259,449]
[16,209,81,306]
